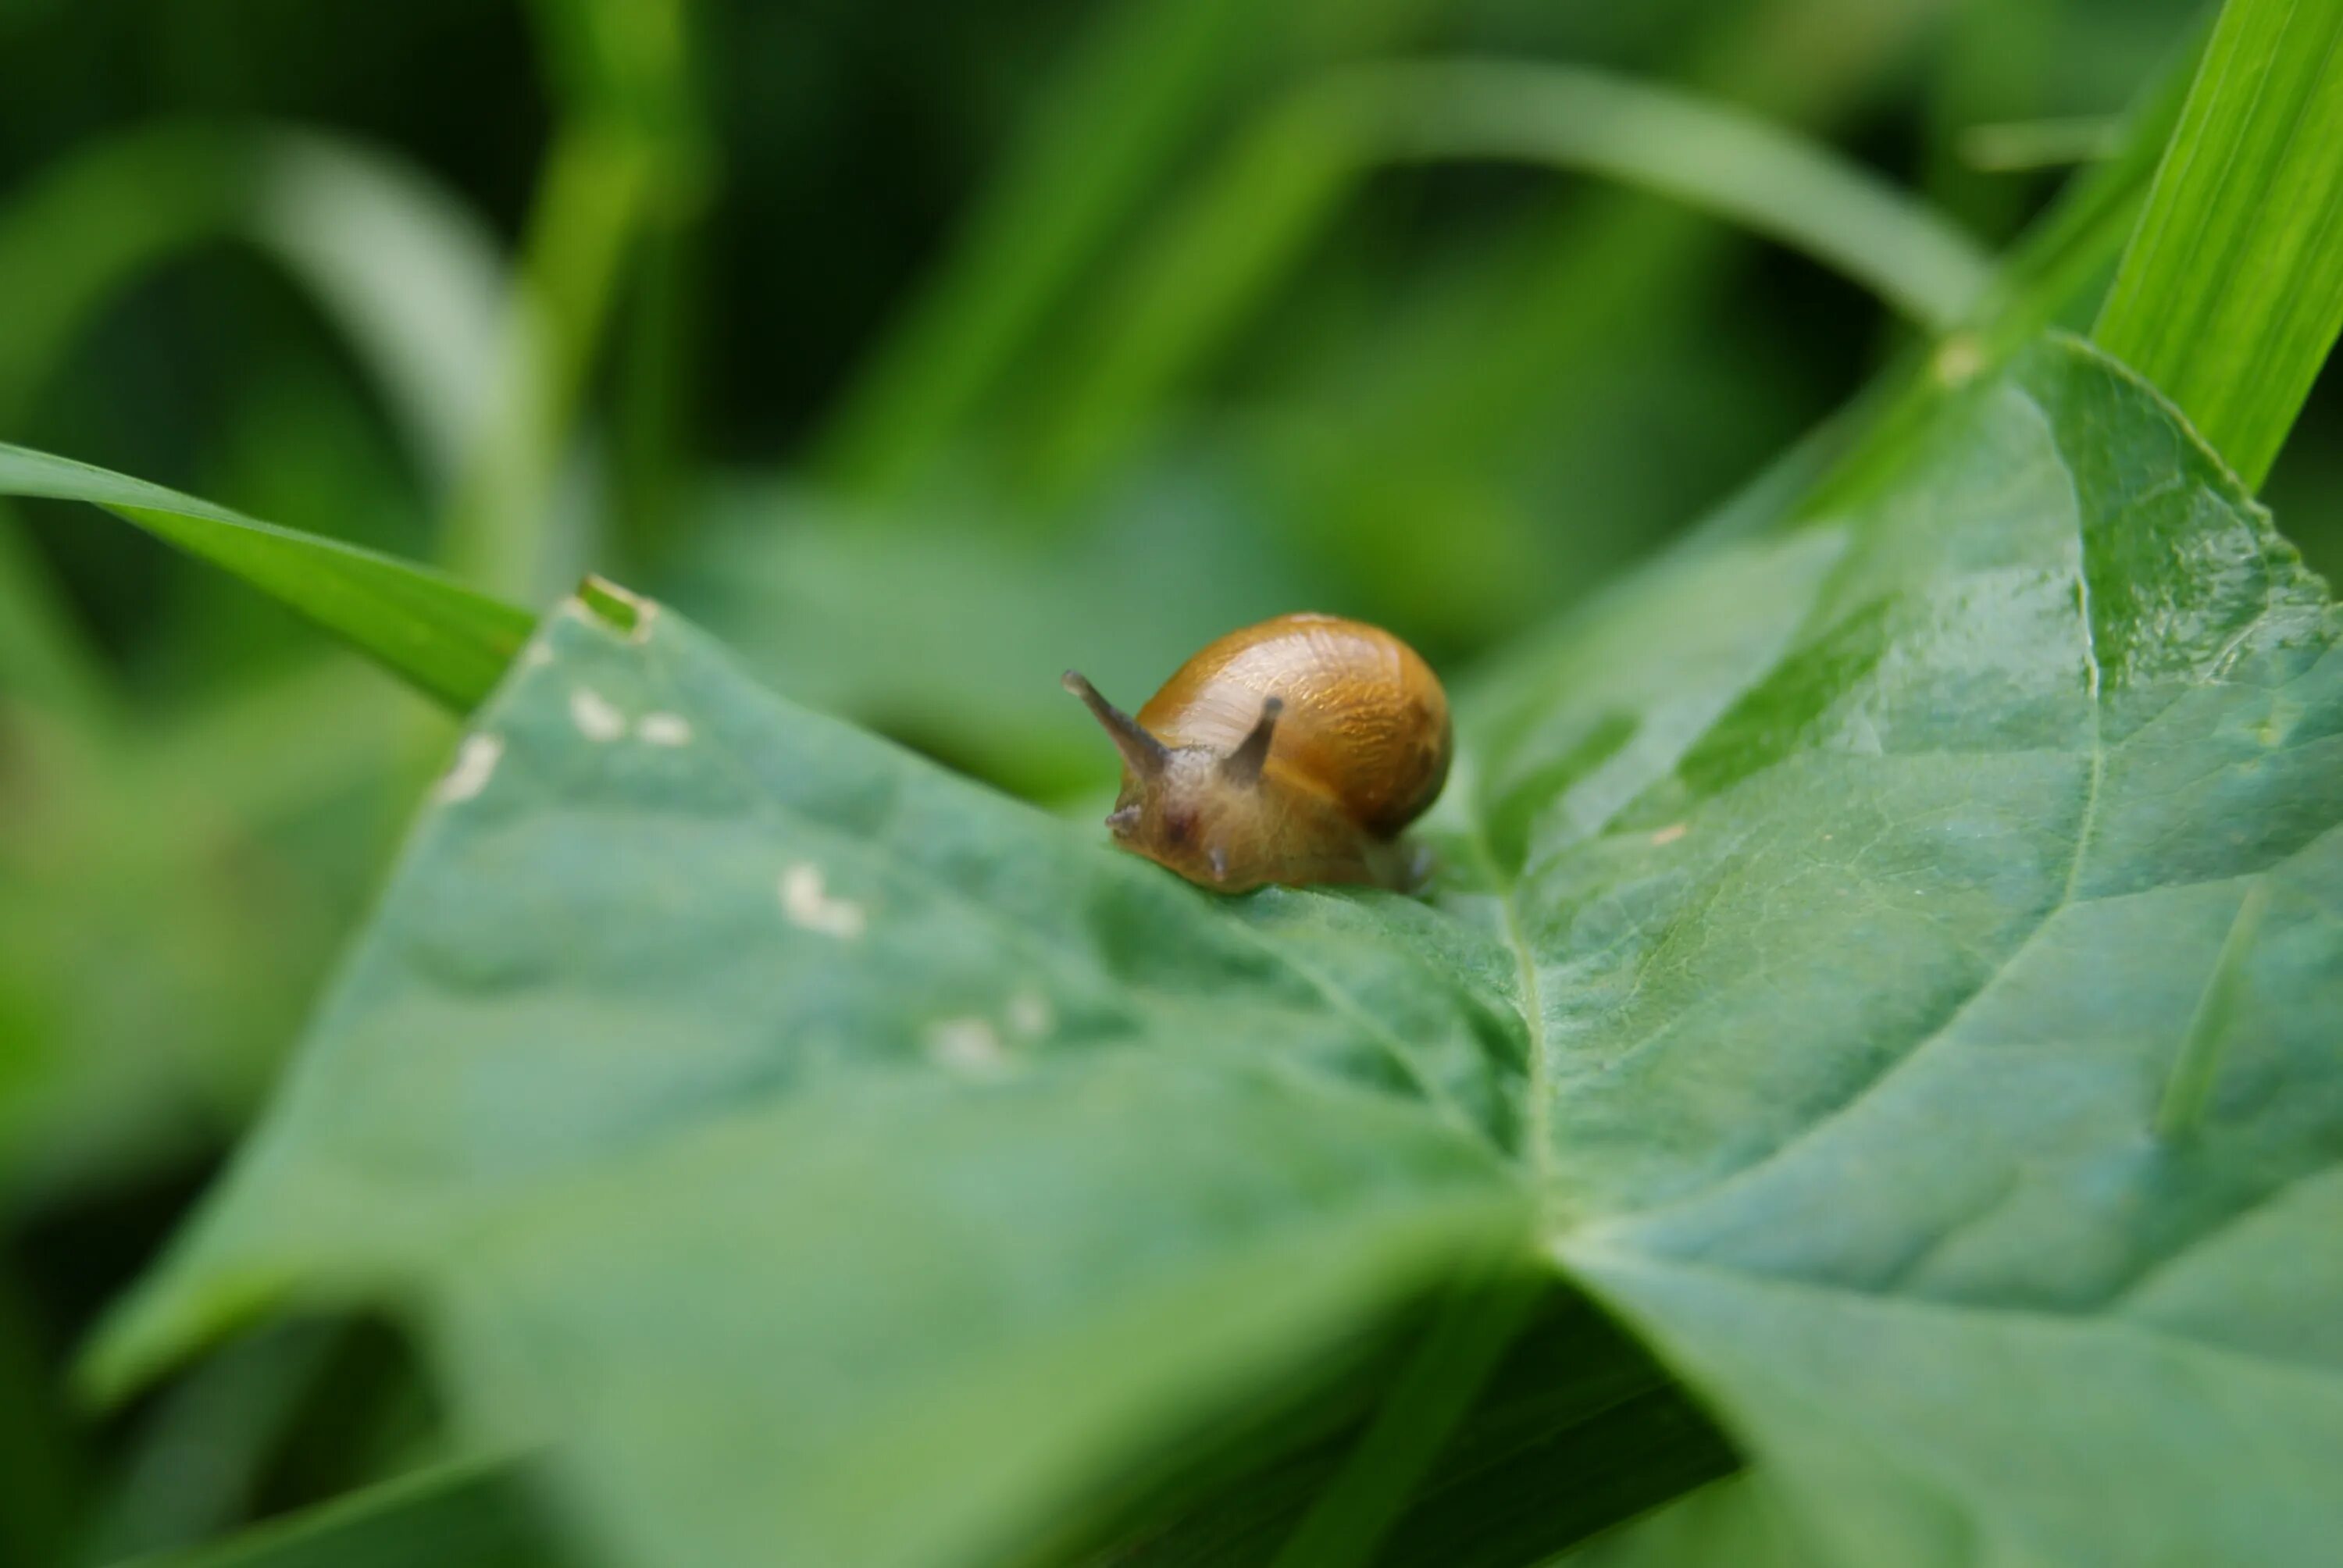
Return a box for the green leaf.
[98,333,2343,1565]
[1492,337,2343,1563]
[0,444,532,711]
[131,1459,561,1568]
[2093,0,2343,486]
[93,593,1538,1566]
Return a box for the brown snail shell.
[1064,612,1451,892]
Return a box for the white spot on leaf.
[637,712,694,747]
[780,864,866,939]
[433,733,503,804]
[1649,822,1688,846]
[927,1017,1008,1076]
[522,642,554,668]
[569,686,626,742]
[1007,991,1054,1039]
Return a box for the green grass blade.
[1208,0,1940,565]
[1029,57,1990,490]
[2093,0,2343,486]
[1714,20,2202,545]
[244,132,512,493]
[1269,1267,1542,1568]
[433,123,654,597]
[443,0,710,597]
[0,444,532,711]
[0,126,522,718]
[130,1459,558,1568]
[810,0,1259,496]
[1372,61,1990,328]
[811,0,1443,497]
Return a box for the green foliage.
[2095,0,2343,486]
[1025,57,1991,493]
[1536,338,2342,1563]
[0,444,531,711]
[86,333,2343,1564]
[9,0,2343,1563]
[136,1460,557,1568]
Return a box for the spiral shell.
[1064,613,1450,891]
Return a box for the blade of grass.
[80,1324,341,1563]
[0,444,532,712]
[245,133,512,493]
[1243,0,1944,559]
[808,0,1259,497]
[127,1458,558,1568]
[1779,16,2205,529]
[1376,62,1992,326]
[438,0,709,599]
[811,0,1446,498]
[0,127,250,720]
[1497,17,2206,666]
[1967,14,2203,355]
[528,0,714,572]
[2094,0,2343,486]
[1269,1266,1543,1568]
[0,126,524,719]
[1026,57,1991,492]
[433,124,652,598]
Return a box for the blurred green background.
[2,0,2337,1561]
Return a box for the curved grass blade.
[129,1458,559,1568]
[0,125,517,715]
[811,0,1431,498]
[0,444,532,711]
[244,131,512,492]
[1367,61,1990,328]
[1029,55,1991,490]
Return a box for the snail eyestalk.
[1220,695,1282,786]
[1063,670,1168,778]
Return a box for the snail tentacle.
[1063,670,1168,779]
[1218,695,1283,786]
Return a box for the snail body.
[1064,613,1450,892]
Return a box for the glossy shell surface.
[1136,612,1450,837]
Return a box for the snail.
[1063,613,1450,892]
